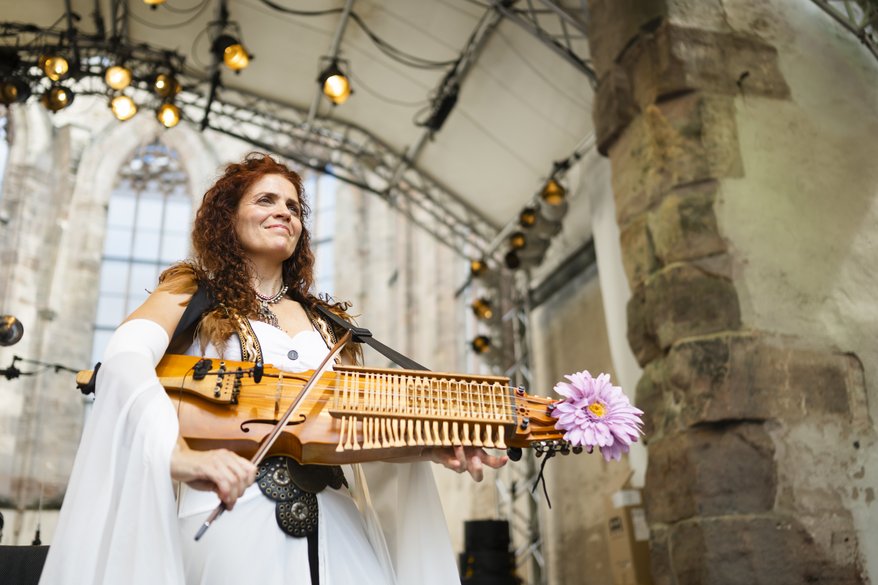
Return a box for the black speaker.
[460,520,519,585]
[464,519,511,552]
[0,545,50,585]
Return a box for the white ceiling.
[4,0,595,236]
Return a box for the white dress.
[38,319,460,585]
[177,321,394,585]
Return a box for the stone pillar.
[586,1,873,583]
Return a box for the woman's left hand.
[429,446,508,482]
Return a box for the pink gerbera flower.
[550,370,644,462]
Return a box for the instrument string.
[175,376,528,415]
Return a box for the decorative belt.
[256,456,347,538]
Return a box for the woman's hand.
[429,446,508,482]
[171,438,257,510]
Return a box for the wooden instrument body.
[77,354,565,465]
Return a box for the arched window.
[90,141,192,363]
[310,173,336,296]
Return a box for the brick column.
[586,1,867,583]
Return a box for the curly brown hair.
[161,152,360,363]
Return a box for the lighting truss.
[492,0,596,86]
[173,76,500,256]
[810,0,878,60]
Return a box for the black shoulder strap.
[169,283,216,352]
[314,305,429,371]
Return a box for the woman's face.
[234,173,303,264]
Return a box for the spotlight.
[39,55,70,81]
[213,34,250,72]
[471,335,492,354]
[157,102,181,128]
[470,259,488,278]
[471,298,494,321]
[539,178,569,222]
[318,59,352,105]
[0,78,31,105]
[105,65,132,91]
[0,316,23,346]
[519,205,562,239]
[110,95,137,121]
[143,0,166,7]
[151,73,180,98]
[40,85,74,112]
[505,231,549,270]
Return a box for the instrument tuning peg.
[253,359,264,384]
[507,447,522,462]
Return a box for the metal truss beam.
[173,77,499,256]
[811,0,878,60]
[494,0,597,86]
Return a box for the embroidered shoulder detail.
[231,311,263,363]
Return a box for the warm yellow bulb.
[41,55,69,81]
[41,86,73,112]
[223,44,250,71]
[153,73,172,97]
[471,298,494,321]
[110,95,137,121]
[509,232,527,250]
[323,74,351,105]
[157,103,181,128]
[471,335,491,354]
[105,66,132,90]
[541,179,566,206]
[143,0,166,5]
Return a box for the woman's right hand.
[171,437,257,510]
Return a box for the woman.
[39,153,506,585]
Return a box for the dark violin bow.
[193,330,352,541]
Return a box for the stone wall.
[587,0,877,582]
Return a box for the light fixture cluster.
[466,170,571,362]
[503,177,568,271]
[0,23,188,129]
[467,258,508,367]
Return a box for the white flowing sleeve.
[356,461,459,585]
[39,320,185,585]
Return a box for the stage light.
[151,73,180,98]
[40,55,69,81]
[471,298,494,321]
[318,60,352,105]
[0,316,23,346]
[520,205,562,239]
[110,95,137,121]
[0,78,31,105]
[157,102,181,128]
[213,34,250,72]
[539,178,569,222]
[470,259,488,278]
[40,85,74,112]
[105,65,132,90]
[143,0,166,7]
[471,335,491,354]
[506,231,549,269]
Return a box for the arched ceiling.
[2,0,596,255]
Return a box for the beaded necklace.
[255,283,288,328]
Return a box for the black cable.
[346,70,428,108]
[256,0,343,17]
[126,0,212,30]
[163,0,211,14]
[252,0,457,70]
[348,12,458,69]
